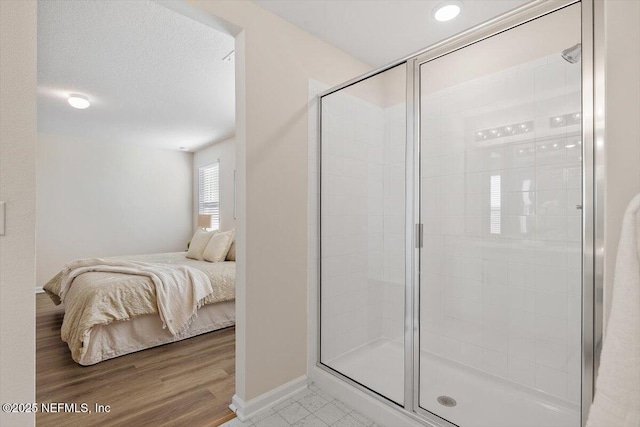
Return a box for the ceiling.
[252,0,530,67]
[38,0,530,151]
[37,0,235,152]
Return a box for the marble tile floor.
[220,384,381,427]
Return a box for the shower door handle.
[415,224,423,249]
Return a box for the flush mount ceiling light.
[433,1,462,22]
[67,94,90,109]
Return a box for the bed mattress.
[80,300,235,365]
[43,252,236,365]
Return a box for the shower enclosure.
[317,1,602,426]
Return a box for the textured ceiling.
[37,0,235,152]
[252,0,529,67]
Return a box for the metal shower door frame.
[317,1,603,426]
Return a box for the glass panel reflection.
[320,64,406,405]
[418,4,582,426]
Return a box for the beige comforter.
[44,252,235,363]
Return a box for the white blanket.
[58,258,215,336]
[587,193,640,427]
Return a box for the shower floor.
[329,338,579,427]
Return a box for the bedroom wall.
[193,136,236,232]
[36,132,193,286]
[0,1,37,425]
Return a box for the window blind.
[198,162,220,230]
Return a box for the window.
[198,162,220,230]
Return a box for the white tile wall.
[316,53,582,409]
[419,53,582,404]
[320,92,382,361]
[382,103,406,342]
[320,89,405,363]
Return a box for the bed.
[43,251,235,365]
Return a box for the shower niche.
[318,2,596,427]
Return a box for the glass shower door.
[418,3,583,426]
[320,64,407,404]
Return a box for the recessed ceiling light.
[67,94,90,109]
[433,1,462,22]
[179,146,188,151]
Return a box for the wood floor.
[36,293,236,427]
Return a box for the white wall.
[0,1,36,426]
[193,0,372,402]
[193,137,236,232]
[603,0,640,327]
[36,132,193,286]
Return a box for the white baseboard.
[35,287,44,294]
[229,375,308,421]
[312,367,429,427]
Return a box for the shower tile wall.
[321,93,406,362]
[382,103,406,342]
[420,54,582,404]
[321,93,382,362]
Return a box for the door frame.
[408,1,600,425]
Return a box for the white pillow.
[203,229,235,262]
[186,229,217,260]
[226,241,236,261]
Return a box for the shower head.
[562,43,582,64]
